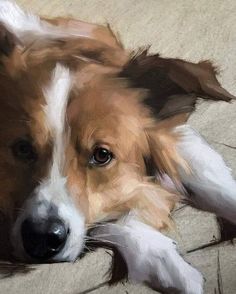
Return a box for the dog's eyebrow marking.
[43,63,72,175]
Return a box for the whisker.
[83,244,92,253]
[86,223,109,229]
[86,238,125,248]
[86,222,119,232]
[85,232,122,241]
[88,233,121,238]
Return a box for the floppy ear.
[121,49,236,120]
[0,23,24,75]
[22,17,128,68]
[0,23,18,57]
[38,17,127,67]
[0,1,127,67]
[43,16,123,50]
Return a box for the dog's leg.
[91,215,203,294]
[175,124,236,223]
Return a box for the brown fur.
[42,16,123,49]
[0,18,234,237]
[0,22,17,56]
[67,74,177,227]
[121,49,235,120]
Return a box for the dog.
[0,1,236,293]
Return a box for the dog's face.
[0,3,234,263]
[0,42,177,262]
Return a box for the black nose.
[21,217,68,260]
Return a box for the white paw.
[126,234,203,294]
[91,218,204,294]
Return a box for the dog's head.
[0,1,234,263]
[0,20,178,263]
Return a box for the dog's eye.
[90,147,113,166]
[11,139,37,162]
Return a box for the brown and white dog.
[0,1,236,293]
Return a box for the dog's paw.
[90,219,203,294]
[123,229,203,294]
[128,251,204,294]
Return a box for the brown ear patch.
[0,23,24,76]
[37,17,127,68]
[0,23,16,57]
[42,16,123,50]
[25,36,128,70]
[121,49,235,120]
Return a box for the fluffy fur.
[0,2,235,294]
[91,215,203,294]
[175,125,236,223]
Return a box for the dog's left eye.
[90,147,113,166]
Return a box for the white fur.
[43,63,71,176]
[0,1,42,35]
[43,64,71,136]
[39,64,84,261]
[11,187,85,262]
[12,64,85,262]
[175,124,236,224]
[91,214,203,294]
[0,1,93,44]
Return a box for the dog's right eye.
[11,139,37,162]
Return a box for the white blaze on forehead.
[44,63,71,136]
[12,63,85,262]
[43,63,72,176]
